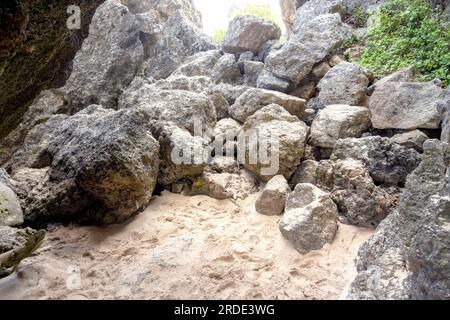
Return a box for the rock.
[152,75,213,93]
[309,105,371,148]
[280,183,338,254]
[8,106,160,225]
[172,50,222,77]
[222,15,281,54]
[292,0,345,34]
[190,158,259,200]
[208,84,249,105]
[391,130,429,152]
[280,0,305,34]
[348,140,450,299]
[212,118,242,157]
[146,10,216,79]
[255,175,291,215]
[256,70,291,93]
[156,124,210,185]
[439,87,450,143]
[290,160,320,187]
[119,84,217,134]
[331,159,392,227]
[208,92,230,120]
[368,65,416,95]
[369,81,444,130]
[312,61,331,78]
[230,88,306,123]
[212,54,242,85]
[291,82,316,100]
[265,14,347,84]
[257,40,282,63]
[239,104,309,182]
[0,182,23,227]
[237,51,255,73]
[316,62,370,108]
[331,136,422,186]
[243,61,265,87]
[63,0,144,111]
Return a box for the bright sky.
[193,0,284,36]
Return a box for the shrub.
[358,0,450,87]
[213,28,226,42]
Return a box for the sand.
[0,191,373,300]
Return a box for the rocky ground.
[0,0,449,300]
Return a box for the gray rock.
[244,61,265,87]
[332,136,422,186]
[237,51,255,73]
[230,88,306,123]
[239,104,309,181]
[256,70,291,93]
[208,92,230,120]
[212,54,243,85]
[8,106,160,225]
[146,10,216,79]
[312,61,331,78]
[280,183,338,254]
[0,183,23,227]
[439,87,450,143]
[348,140,450,299]
[316,62,370,108]
[290,160,320,187]
[151,75,213,93]
[255,175,291,215]
[172,50,222,77]
[391,130,429,152]
[310,105,371,148]
[212,118,242,157]
[265,14,347,84]
[280,0,304,34]
[63,0,144,111]
[291,82,316,100]
[222,15,281,54]
[369,81,444,130]
[208,84,249,105]
[292,0,345,34]
[368,65,416,95]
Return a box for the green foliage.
[347,7,370,27]
[232,4,279,24]
[213,28,226,42]
[358,0,450,87]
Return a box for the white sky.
[193,0,283,36]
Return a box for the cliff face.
[0,0,104,139]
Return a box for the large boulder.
[255,175,291,216]
[280,183,338,254]
[331,136,422,186]
[292,0,345,34]
[222,15,281,54]
[347,140,450,299]
[316,62,371,108]
[146,10,216,79]
[369,81,444,130]
[368,65,416,94]
[309,105,371,148]
[63,0,144,111]
[256,70,291,93]
[7,106,160,225]
[265,13,347,84]
[230,88,306,123]
[0,182,24,227]
[238,104,309,182]
[212,118,242,157]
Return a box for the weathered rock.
[0,182,23,227]
[255,175,290,215]
[369,81,444,130]
[237,51,255,73]
[290,160,320,187]
[244,61,265,87]
[256,70,291,93]
[230,88,306,123]
[332,136,422,186]
[239,104,309,182]
[291,82,316,100]
[279,0,305,34]
[119,83,217,134]
[368,65,416,95]
[316,62,370,108]
[439,87,450,143]
[152,75,213,93]
[292,0,345,34]
[312,61,331,78]
[391,130,429,152]
[208,84,249,106]
[63,0,144,111]
[212,54,243,84]
[348,140,450,300]
[146,10,216,79]
[222,15,281,54]
[208,92,230,120]
[265,14,347,84]
[8,106,160,225]
[212,118,242,157]
[280,183,338,254]
[310,105,371,148]
[331,159,392,227]
[172,50,222,77]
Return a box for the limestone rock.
[212,118,242,157]
[280,183,338,254]
[310,105,371,148]
[212,54,243,85]
[256,70,291,93]
[208,92,230,120]
[255,175,291,215]
[239,104,309,182]
[0,182,23,227]
[244,61,265,87]
[222,15,281,54]
[63,0,144,111]
[369,81,444,130]
[332,136,422,186]
[230,88,306,123]
[172,50,222,77]
[368,65,416,95]
[292,0,345,34]
[439,87,450,143]
[391,130,429,152]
